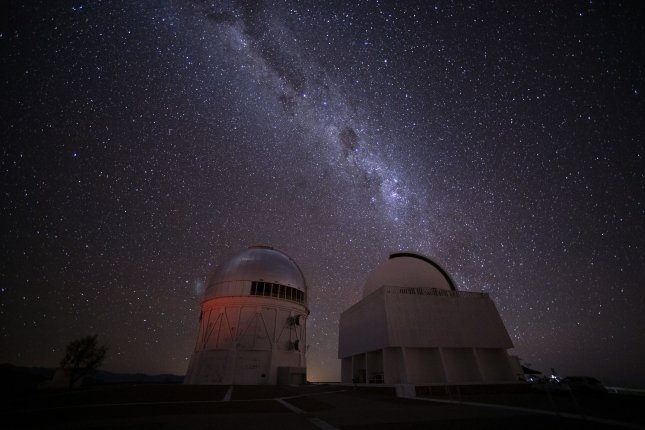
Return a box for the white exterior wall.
[338,286,515,385]
[442,347,482,383]
[476,348,515,382]
[406,347,446,384]
[383,289,513,349]
[337,290,389,358]
[185,295,307,385]
[383,347,405,384]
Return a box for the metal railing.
[382,286,488,299]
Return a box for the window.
[249,282,305,304]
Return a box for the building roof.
[204,246,307,300]
[362,252,456,297]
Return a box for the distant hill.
[88,369,184,384]
[0,363,184,391]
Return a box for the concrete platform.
[2,384,643,429]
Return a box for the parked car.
[560,376,607,394]
[524,374,542,383]
[530,376,570,392]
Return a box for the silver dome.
[363,252,456,298]
[203,246,307,300]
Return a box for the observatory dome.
[203,246,307,300]
[363,252,456,298]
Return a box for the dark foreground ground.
[1,383,643,429]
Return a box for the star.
[1,0,643,386]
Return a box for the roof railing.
[381,285,487,298]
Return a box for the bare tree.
[60,335,108,389]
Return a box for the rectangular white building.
[338,253,517,385]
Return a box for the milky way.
[2,1,644,386]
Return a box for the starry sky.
[2,1,644,386]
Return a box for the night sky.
[2,1,644,386]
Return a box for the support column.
[472,347,484,382]
[400,347,410,384]
[365,351,371,383]
[437,347,448,383]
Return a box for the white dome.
[363,252,456,298]
[204,246,307,300]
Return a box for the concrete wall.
[338,289,389,358]
[383,347,404,384]
[384,290,513,349]
[476,348,515,382]
[338,287,516,386]
[339,288,513,361]
[442,348,482,383]
[406,347,446,384]
[277,367,307,385]
[185,296,307,385]
[341,346,516,385]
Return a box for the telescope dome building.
[185,246,309,385]
[339,252,516,385]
